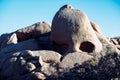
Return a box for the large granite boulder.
[51,4,102,55]
[0,35,52,54]
[59,52,93,69]
[0,39,40,54]
[14,21,51,42]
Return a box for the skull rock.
[51,4,102,54]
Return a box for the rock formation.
[14,21,51,42]
[0,4,120,80]
[0,50,61,80]
[51,4,102,55]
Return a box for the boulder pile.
[0,4,120,80]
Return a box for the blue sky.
[0,0,120,37]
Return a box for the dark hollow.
[80,41,95,53]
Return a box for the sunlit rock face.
[0,33,17,49]
[15,21,51,42]
[51,4,102,54]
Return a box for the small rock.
[25,62,36,72]
[59,4,74,10]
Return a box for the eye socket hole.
[68,6,71,8]
[80,41,95,53]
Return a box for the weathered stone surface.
[0,50,61,79]
[26,50,61,63]
[0,39,40,54]
[0,33,17,49]
[15,21,51,42]
[51,4,102,54]
[24,62,36,72]
[0,51,37,79]
[59,52,93,69]
[58,43,120,80]
[26,50,61,77]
